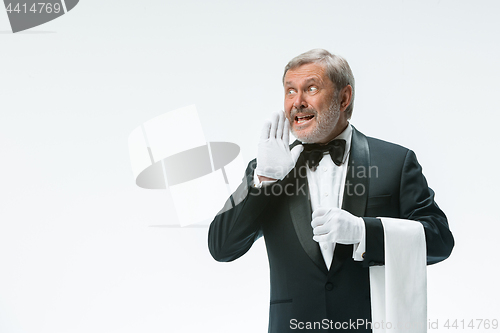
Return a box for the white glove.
[255,111,303,180]
[311,207,364,245]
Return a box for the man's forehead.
[284,63,328,86]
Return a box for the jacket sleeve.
[363,149,454,266]
[208,159,277,262]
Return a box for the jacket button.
[325,282,334,291]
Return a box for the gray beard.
[289,98,341,143]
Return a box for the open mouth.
[295,114,315,125]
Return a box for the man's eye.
[287,89,296,95]
[309,86,318,92]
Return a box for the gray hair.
[283,49,355,119]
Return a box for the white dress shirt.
[254,123,365,270]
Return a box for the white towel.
[370,218,427,333]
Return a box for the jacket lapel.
[341,126,370,217]
[288,126,371,275]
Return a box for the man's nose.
[292,92,308,109]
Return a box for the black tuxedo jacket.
[208,127,454,332]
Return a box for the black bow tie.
[301,139,346,171]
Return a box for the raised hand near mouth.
[255,111,304,181]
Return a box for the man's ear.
[339,85,353,113]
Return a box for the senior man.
[208,49,454,332]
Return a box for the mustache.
[290,106,317,119]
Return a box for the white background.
[1,1,499,332]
